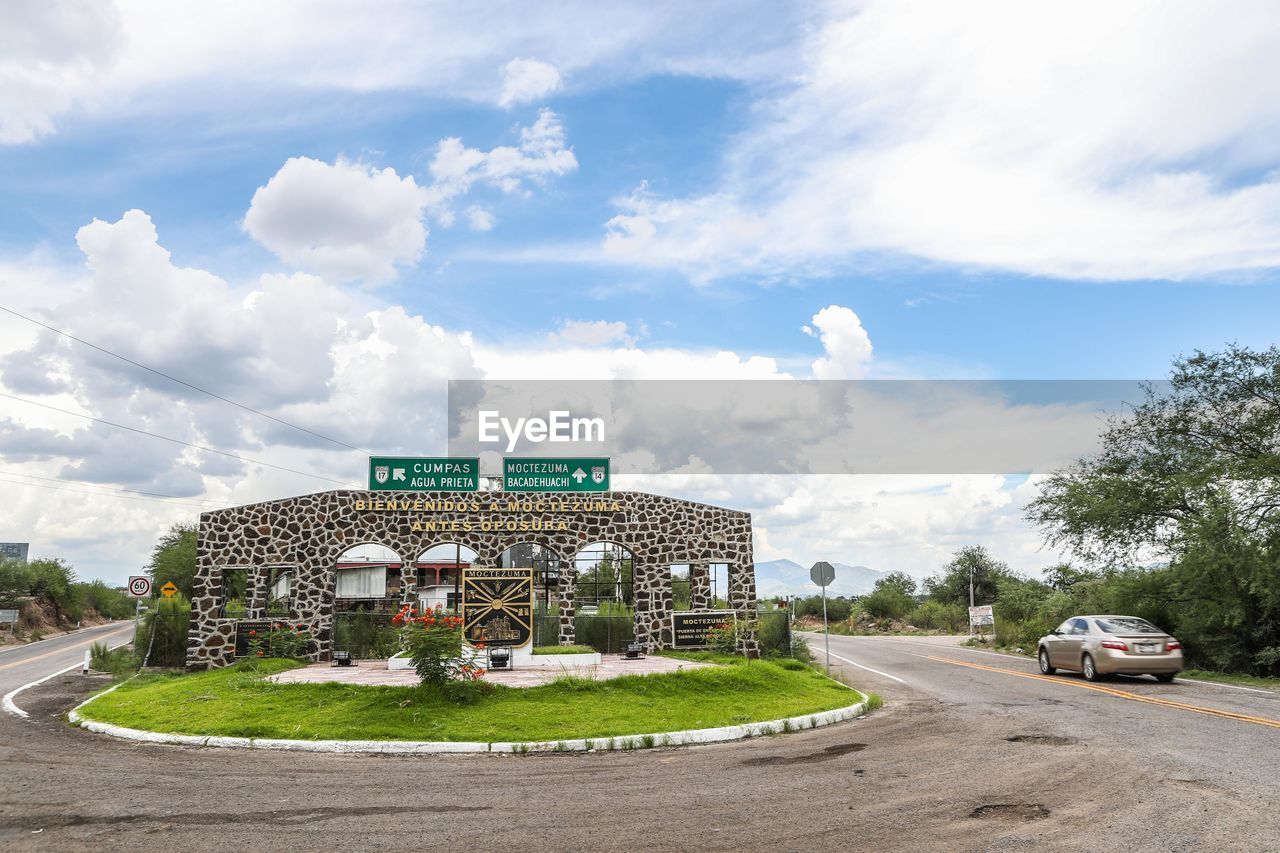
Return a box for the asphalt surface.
[1,631,1278,852]
[0,621,134,704]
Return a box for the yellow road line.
[925,655,1280,730]
[0,624,133,672]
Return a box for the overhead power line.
[0,469,224,507]
[0,391,353,486]
[0,474,216,510]
[0,303,368,454]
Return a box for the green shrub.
[533,645,596,655]
[90,641,137,677]
[861,586,913,620]
[136,594,191,667]
[756,610,791,657]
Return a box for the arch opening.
[573,542,634,614]
[416,542,477,613]
[334,543,402,613]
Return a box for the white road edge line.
[0,620,130,658]
[1177,677,1275,695]
[823,650,908,685]
[3,639,132,719]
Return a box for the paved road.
[0,622,134,704]
[2,632,1278,852]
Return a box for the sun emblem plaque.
[461,568,534,647]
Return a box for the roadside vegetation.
[77,654,859,743]
[0,555,135,640]
[793,346,1280,681]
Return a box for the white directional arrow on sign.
[392,468,406,481]
[572,468,587,483]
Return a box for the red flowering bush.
[393,604,485,686]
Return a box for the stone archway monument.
[186,489,756,668]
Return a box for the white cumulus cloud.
[808,305,873,379]
[599,1,1280,282]
[0,0,124,143]
[243,157,428,284]
[425,109,578,222]
[497,57,562,107]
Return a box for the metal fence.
[575,615,636,653]
[332,612,399,659]
[331,608,794,659]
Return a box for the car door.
[1056,618,1089,669]
[1045,619,1076,667]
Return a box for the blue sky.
[2,1,1279,584]
[7,72,1278,382]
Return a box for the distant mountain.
[753,558,890,597]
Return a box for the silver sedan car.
[1038,615,1183,682]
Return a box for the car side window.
[1069,618,1088,635]
[1056,620,1074,634]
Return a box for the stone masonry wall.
[188,490,755,668]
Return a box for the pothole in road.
[969,803,1050,821]
[1005,734,1077,746]
[739,742,867,766]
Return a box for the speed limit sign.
[127,576,152,597]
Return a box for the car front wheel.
[1038,648,1056,675]
[1082,653,1101,682]
[1155,673,1175,683]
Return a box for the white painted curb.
[68,692,870,754]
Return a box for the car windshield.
[1095,617,1161,634]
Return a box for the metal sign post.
[810,561,836,674]
[127,575,151,640]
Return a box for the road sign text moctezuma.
[503,458,610,492]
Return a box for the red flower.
[248,630,257,637]
[296,624,305,632]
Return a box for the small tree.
[924,546,1012,606]
[147,523,198,598]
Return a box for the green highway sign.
[368,457,479,491]
[503,457,610,492]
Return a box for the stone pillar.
[399,562,418,609]
[557,569,577,645]
[243,566,265,620]
[689,564,711,610]
[728,559,759,656]
[631,559,672,651]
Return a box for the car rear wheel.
[1081,653,1101,682]
[1154,673,1175,683]
[1038,648,1056,675]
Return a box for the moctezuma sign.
[671,610,736,649]
[503,457,610,492]
[368,457,479,491]
[461,568,534,647]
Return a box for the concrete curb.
[68,691,870,754]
